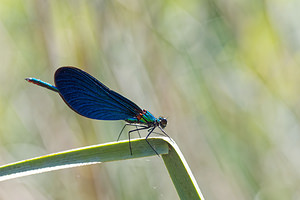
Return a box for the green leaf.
[0,137,204,200]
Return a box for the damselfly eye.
[159,117,167,129]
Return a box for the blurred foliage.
[0,0,300,199]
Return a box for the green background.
[0,0,299,199]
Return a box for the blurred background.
[0,0,299,199]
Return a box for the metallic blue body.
[125,110,157,124]
[25,78,58,92]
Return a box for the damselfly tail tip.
[25,77,32,82]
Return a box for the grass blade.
[0,137,204,199]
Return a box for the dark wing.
[54,67,143,120]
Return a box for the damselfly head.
[158,117,167,129]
